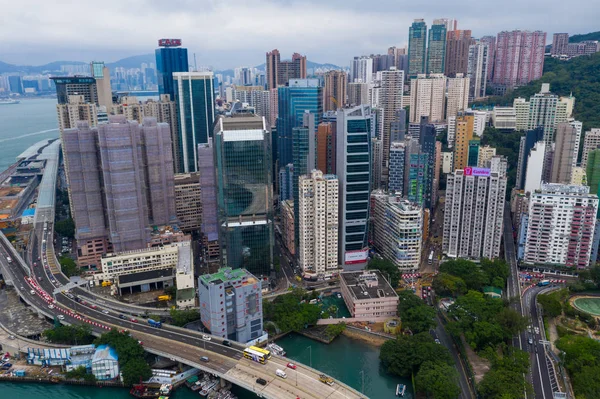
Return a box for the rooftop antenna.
[194,53,198,72]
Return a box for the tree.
[59,256,78,277]
[121,358,152,386]
[44,324,94,345]
[262,289,322,333]
[495,307,528,339]
[55,218,75,238]
[415,361,461,399]
[169,308,200,327]
[397,290,426,314]
[380,333,453,378]
[367,258,400,287]
[325,323,346,339]
[571,365,600,399]
[402,305,437,334]
[478,348,533,398]
[439,259,489,291]
[537,293,563,318]
[432,272,467,297]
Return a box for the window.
[347,173,369,183]
[347,134,368,143]
[347,193,369,202]
[347,145,369,153]
[346,164,369,173]
[347,154,369,163]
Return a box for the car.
[138,341,143,345]
[200,356,209,362]
[57,315,64,320]
[48,305,54,309]
[30,290,35,295]
[434,339,441,345]
[33,262,37,267]
[119,315,126,320]
[130,318,138,323]
[202,334,211,341]
[286,362,297,370]
[90,305,97,309]
[222,340,232,347]
[256,377,267,386]
[528,338,533,345]
[8,335,15,340]
[102,310,109,314]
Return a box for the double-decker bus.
[243,346,271,364]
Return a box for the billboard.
[158,39,182,47]
[344,249,369,265]
[464,167,490,177]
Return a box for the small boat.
[396,383,406,396]
[199,379,219,396]
[0,99,20,105]
[267,343,286,356]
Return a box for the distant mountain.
[569,31,600,43]
[107,54,155,70]
[253,60,343,72]
[0,60,86,74]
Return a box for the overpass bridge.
[0,232,366,399]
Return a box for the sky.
[1,0,599,70]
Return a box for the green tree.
[397,290,426,313]
[59,256,78,277]
[537,293,563,318]
[439,259,489,291]
[432,272,467,297]
[367,258,400,287]
[415,361,461,399]
[478,348,532,398]
[380,333,453,378]
[402,305,437,334]
[169,308,200,327]
[44,324,94,345]
[121,357,152,386]
[55,218,75,238]
[262,289,322,333]
[571,365,600,399]
[325,323,346,339]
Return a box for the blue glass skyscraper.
[155,40,188,100]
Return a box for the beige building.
[453,112,475,170]
[581,128,600,169]
[173,173,202,233]
[281,199,295,255]
[340,271,399,320]
[478,145,497,168]
[442,152,454,174]
[446,73,470,120]
[514,98,529,131]
[379,68,405,180]
[492,106,517,130]
[298,170,339,277]
[409,74,446,123]
[551,121,582,184]
[323,70,347,112]
[347,82,369,107]
[571,167,587,185]
[57,95,98,132]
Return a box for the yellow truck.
[158,295,172,301]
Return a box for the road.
[433,318,473,399]
[0,229,365,399]
[503,202,556,399]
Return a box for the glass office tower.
[173,71,215,173]
[155,42,188,101]
[214,115,274,278]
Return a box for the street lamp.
[359,369,364,394]
[305,345,312,368]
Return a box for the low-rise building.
[175,241,195,308]
[91,345,119,381]
[198,267,264,343]
[173,173,202,233]
[340,270,399,321]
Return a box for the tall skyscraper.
[480,36,496,81]
[323,70,347,112]
[581,128,600,169]
[316,122,336,174]
[350,56,374,83]
[379,68,405,184]
[336,105,372,269]
[453,112,475,170]
[173,71,215,173]
[265,50,307,89]
[493,30,546,89]
[408,19,428,77]
[197,141,220,261]
[551,33,570,56]
[213,115,274,277]
[446,73,470,119]
[173,173,202,233]
[298,170,339,277]
[419,117,437,209]
[155,39,188,100]
[388,141,407,195]
[523,184,598,269]
[550,121,582,184]
[276,79,322,168]
[443,167,507,259]
[90,61,113,110]
[51,76,98,105]
[347,82,369,106]
[406,141,429,206]
[467,42,489,101]
[524,141,546,194]
[527,84,569,146]
[445,29,472,77]
[63,116,176,267]
[57,95,98,133]
[409,74,446,123]
[426,21,447,74]
[372,192,423,271]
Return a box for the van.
[200,356,209,362]
[275,369,287,379]
[256,378,267,386]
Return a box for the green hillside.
[569,31,600,43]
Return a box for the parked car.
[202,334,211,341]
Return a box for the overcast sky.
[1,0,598,69]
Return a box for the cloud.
[0,0,598,68]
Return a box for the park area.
[572,296,600,316]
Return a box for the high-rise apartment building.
[524,141,546,194]
[523,184,598,268]
[426,21,447,74]
[480,36,496,81]
[445,29,473,77]
[404,138,429,206]
[408,19,428,77]
[155,39,188,101]
[90,61,113,111]
[197,141,220,261]
[372,192,423,271]
[173,173,202,233]
[213,115,274,277]
[527,84,569,146]
[51,76,98,105]
[316,122,336,175]
[493,30,546,89]
[551,121,582,184]
[143,94,180,170]
[379,68,405,183]
[336,105,372,268]
[173,71,215,173]
[453,112,475,170]
[298,170,339,277]
[467,43,489,101]
[232,86,271,120]
[419,118,437,208]
[198,267,264,343]
[581,128,600,169]
[63,116,177,267]
[281,199,295,255]
[350,56,374,83]
[347,82,369,106]
[276,79,322,167]
[265,50,307,89]
[409,74,446,123]
[478,145,497,168]
[551,33,570,56]
[443,167,507,259]
[323,70,347,112]
[446,74,470,119]
[57,95,98,133]
[388,141,406,195]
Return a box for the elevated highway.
[0,231,365,399]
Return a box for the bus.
[428,251,434,265]
[243,346,271,364]
[537,280,550,287]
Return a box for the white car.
[102,310,110,314]
[48,304,54,309]
[202,334,212,341]
[57,315,65,320]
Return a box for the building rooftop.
[21,208,35,217]
[92,345,118,362]
[199,267,256,286]
[340,270,398,301]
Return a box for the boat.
[0,99,20,105]
[130,383,173,398]
[267,343,286,356]
[396,383,406,396]
[199,379,219,396]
